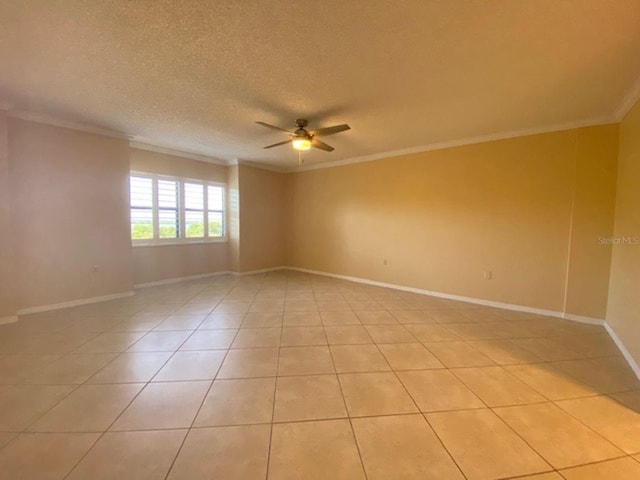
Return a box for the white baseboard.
[235,266,286,276]
[9,264,638,381]
[0,315,18,325]
[134,271,234,288]
[604,323,640,380]
[133,266,286,289]
[287,266,567,318]
[17,291,136,316]
[287,266,640,379]
[560,313,605,326]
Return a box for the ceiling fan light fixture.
[292,137,312,151]
[256,118,349,153]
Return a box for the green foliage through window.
[209,221,223,236]
[131,223,153,240]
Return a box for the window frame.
[129,171,227,247]
[129,174,155,242]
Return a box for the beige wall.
[8,119,133,309]
[132,243,229,285]
[0,111,17,319]
[129,148,230,285]
[290,126,618,317]
[238,165,288,272]
[607,99,640,365]
[564,126,619,318]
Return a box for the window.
[158,179,179,239]
[208,184,224,236]
[129,173,226,245]
[184,182,204,238]
[129,176,154,240]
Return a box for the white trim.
[235,266,286,276]
[287,267,608,326]
[293,117,615,173]
[4,108,623,174]
[237,160,290,174]
[130,140,229,166]
[561,313,605,326]
[134,267,285,287]
[289,266,608,325]
[286,266,640,379]
[604,323,640,380]
[132,238,228,247]
[287,266,566,317]
[6,110,130,140]
[0,315,18,325]
[17,291,135,315]
[134,271,234,289]
[615,74,640,121]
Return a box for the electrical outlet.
[483,271,493,280]
[92,265,99,273]
[383,259,388,266]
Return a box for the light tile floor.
[0,271,639,479]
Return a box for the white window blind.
[208,185,224,237]
[129,173,226,245]
[129,176,154,240]
[158,179,179,239]
[184,182,205,238]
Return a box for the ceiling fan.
[256,118,350,152]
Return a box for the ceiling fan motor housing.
[294,128,311,139]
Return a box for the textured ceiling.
[1,0,640,169]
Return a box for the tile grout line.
[162,292,249,480]
[411,347,565,478]
[60,280,221,480]
[480,345,640,459]
[547,399,631,458]
[1,271,638,478]
[363,318,472,479]
[324,309,371,480]
[264,275,286,480]
[557,453,639,473]
[12,320,153,438]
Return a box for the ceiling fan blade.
[311,138,334,152]
[310,124,351,137]
[264,139,292,149]
[255,121,294,134]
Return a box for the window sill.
[132,238,228,248]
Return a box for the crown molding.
[615,74,640,122]
[4,100,629,175]
[129,140,230,166]
[5,110,130,139]
[293,116,616,173]
[237,159,290,173]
